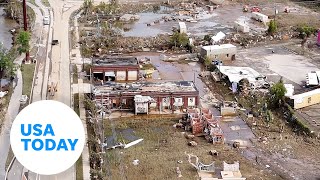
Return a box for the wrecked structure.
[186,153,246,180]
[92,81,199,113]
[92,56,139,82]
[221,161,245,180]
[200,44,237,61]
[186,108,224,144]
[216,66,269,91]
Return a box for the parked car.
[43,16,50,25]
[251,7,261,12]
[52,40,59,45]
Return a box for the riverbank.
[0,7,17,49]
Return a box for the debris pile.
[179,108,224,144]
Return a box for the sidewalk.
[78,79,90,180]
[0,55,24,180]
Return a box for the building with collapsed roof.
[200,44,237,61]
[93,81,199,114]
[92,56,139,82]
[216,66,269,91]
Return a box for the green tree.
[203,55,211,69]
[268,20,277,35]
[17,31,30,55]
[0,43,15,78]
[269,78,287,108]
[170,32,189,48]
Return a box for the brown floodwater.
[0,7,18,49]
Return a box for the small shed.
[179,22,187,33]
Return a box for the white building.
[178,22,187,33]
[251,12,268,23]
[234,21,250,33]
[200,44,237,61]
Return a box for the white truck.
[43,16,50,25]
[306,71,320,86]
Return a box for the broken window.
[226,54,229,57]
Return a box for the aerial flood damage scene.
[0,0,320,180]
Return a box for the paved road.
[36,0,82,179]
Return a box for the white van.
[43,16,50,25]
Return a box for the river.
[0,6,17,50]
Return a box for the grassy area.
[73,65,78,84]
[41,0,50,7]
[100,117,279,180]
[21,64,35,96]
[74,93,83,180]
[74,93,80,115]
[76,155,83,180]
[5,147,14,169]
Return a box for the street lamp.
[22,0,30,62]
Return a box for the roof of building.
[211,31,226,43]
[290,88,320,102]
[93,56,138,66]
[217,66,265,84]
[202,44,236,51]
[93,81,198,94]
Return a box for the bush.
[268,20,277,35]
[170,32,189,48]
[269,78,286,108]
[204,34,211,42]
[297,25,317,39]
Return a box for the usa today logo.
[10,100,85,175]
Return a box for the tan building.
[291,88,320,109]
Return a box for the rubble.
[209,150,219,156]
[188,141,198,146]
[176,167,182,178]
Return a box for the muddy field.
[103,116,282,180]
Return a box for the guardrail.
[4,156,16,180]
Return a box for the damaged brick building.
[92,81,199,114]
[92,56,139,82]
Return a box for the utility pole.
[22,0,30,62]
